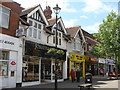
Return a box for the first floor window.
[28,27,32,37]
[38,30,41,39]
[53,36,55,43]
[0,6,10,29]
[33,29,37,38]
[59,38,61,45]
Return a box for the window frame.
[0,5,10,29]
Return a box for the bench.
[78,83,92,90]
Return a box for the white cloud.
[80,15,88,19]
[82,0,117,13]
[83,23,101,33]
[64,19,78,27]
[13,0,77,13]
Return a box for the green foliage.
[91,11,120,65]
[47,48,64,59]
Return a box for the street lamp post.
[53,4,61,90]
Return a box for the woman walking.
[70,69,75,82]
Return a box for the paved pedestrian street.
[2,76,119,90]
[23,76,119,89]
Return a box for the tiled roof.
[82,29,100,45]
[48,17,60,26]
[20,4,40,16]
[66,25,80,38]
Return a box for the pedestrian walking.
[99,68,104,76]
[76,69,81,82]
[70,69,75,82]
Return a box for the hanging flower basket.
[47,48,64,59]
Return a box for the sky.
[12,0,119,34]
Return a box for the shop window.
[0,51,9,76]
[0,6,10,29]
[22,56,39,82]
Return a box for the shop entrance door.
[41,63,45,82]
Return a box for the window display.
[22,56,39,82]
[0,51,9,76]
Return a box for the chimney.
[44,6,52,19]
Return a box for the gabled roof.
[48,17,60,26]
[81,29,100,44]
[20,4,39,16]
[66,25,80,38]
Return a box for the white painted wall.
[0,34,23,88]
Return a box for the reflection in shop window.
[22,56,39,82]
[0,51,9,76]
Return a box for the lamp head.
[53,4,61,14]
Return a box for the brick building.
[0,0,23,89]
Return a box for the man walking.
[76,69,81,82]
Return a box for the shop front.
[98,58,106,75]
[69,53,86,79]
[22,40,66,86]
[0,34,22,89]
[106,59,115,73]
[85,58,98,76]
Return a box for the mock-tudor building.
[66,25,87,79]
[0,0,23,89]
[82,29,100,75]
[19,4,69,86]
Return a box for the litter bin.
[85,73,92,84]
[16,83,22,88]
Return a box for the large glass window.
[0,6,10,29]
[0,51,9,76]
[22,56,39,82]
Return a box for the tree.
[90,11,120,71]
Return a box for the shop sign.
[98,58,105,64]
[10,61,16,71]
[69,53,85,61]
[0,39,14,45]
[10,61,16,65]
[106,59,115,65]
[90,58,96,61]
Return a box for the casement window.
[38,24,41,29]
[34,22,37,28]
[38,30,41,39]
[28,27,32,37]
[33,29,37,38]
[29,20,33,26]
[53,30,62,45]
[28,20,42,39]
[0,5,10,29]
[0,51,9,76]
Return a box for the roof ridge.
[22,4,40,11]
[66,25,80,29]
[48,16,60,21]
